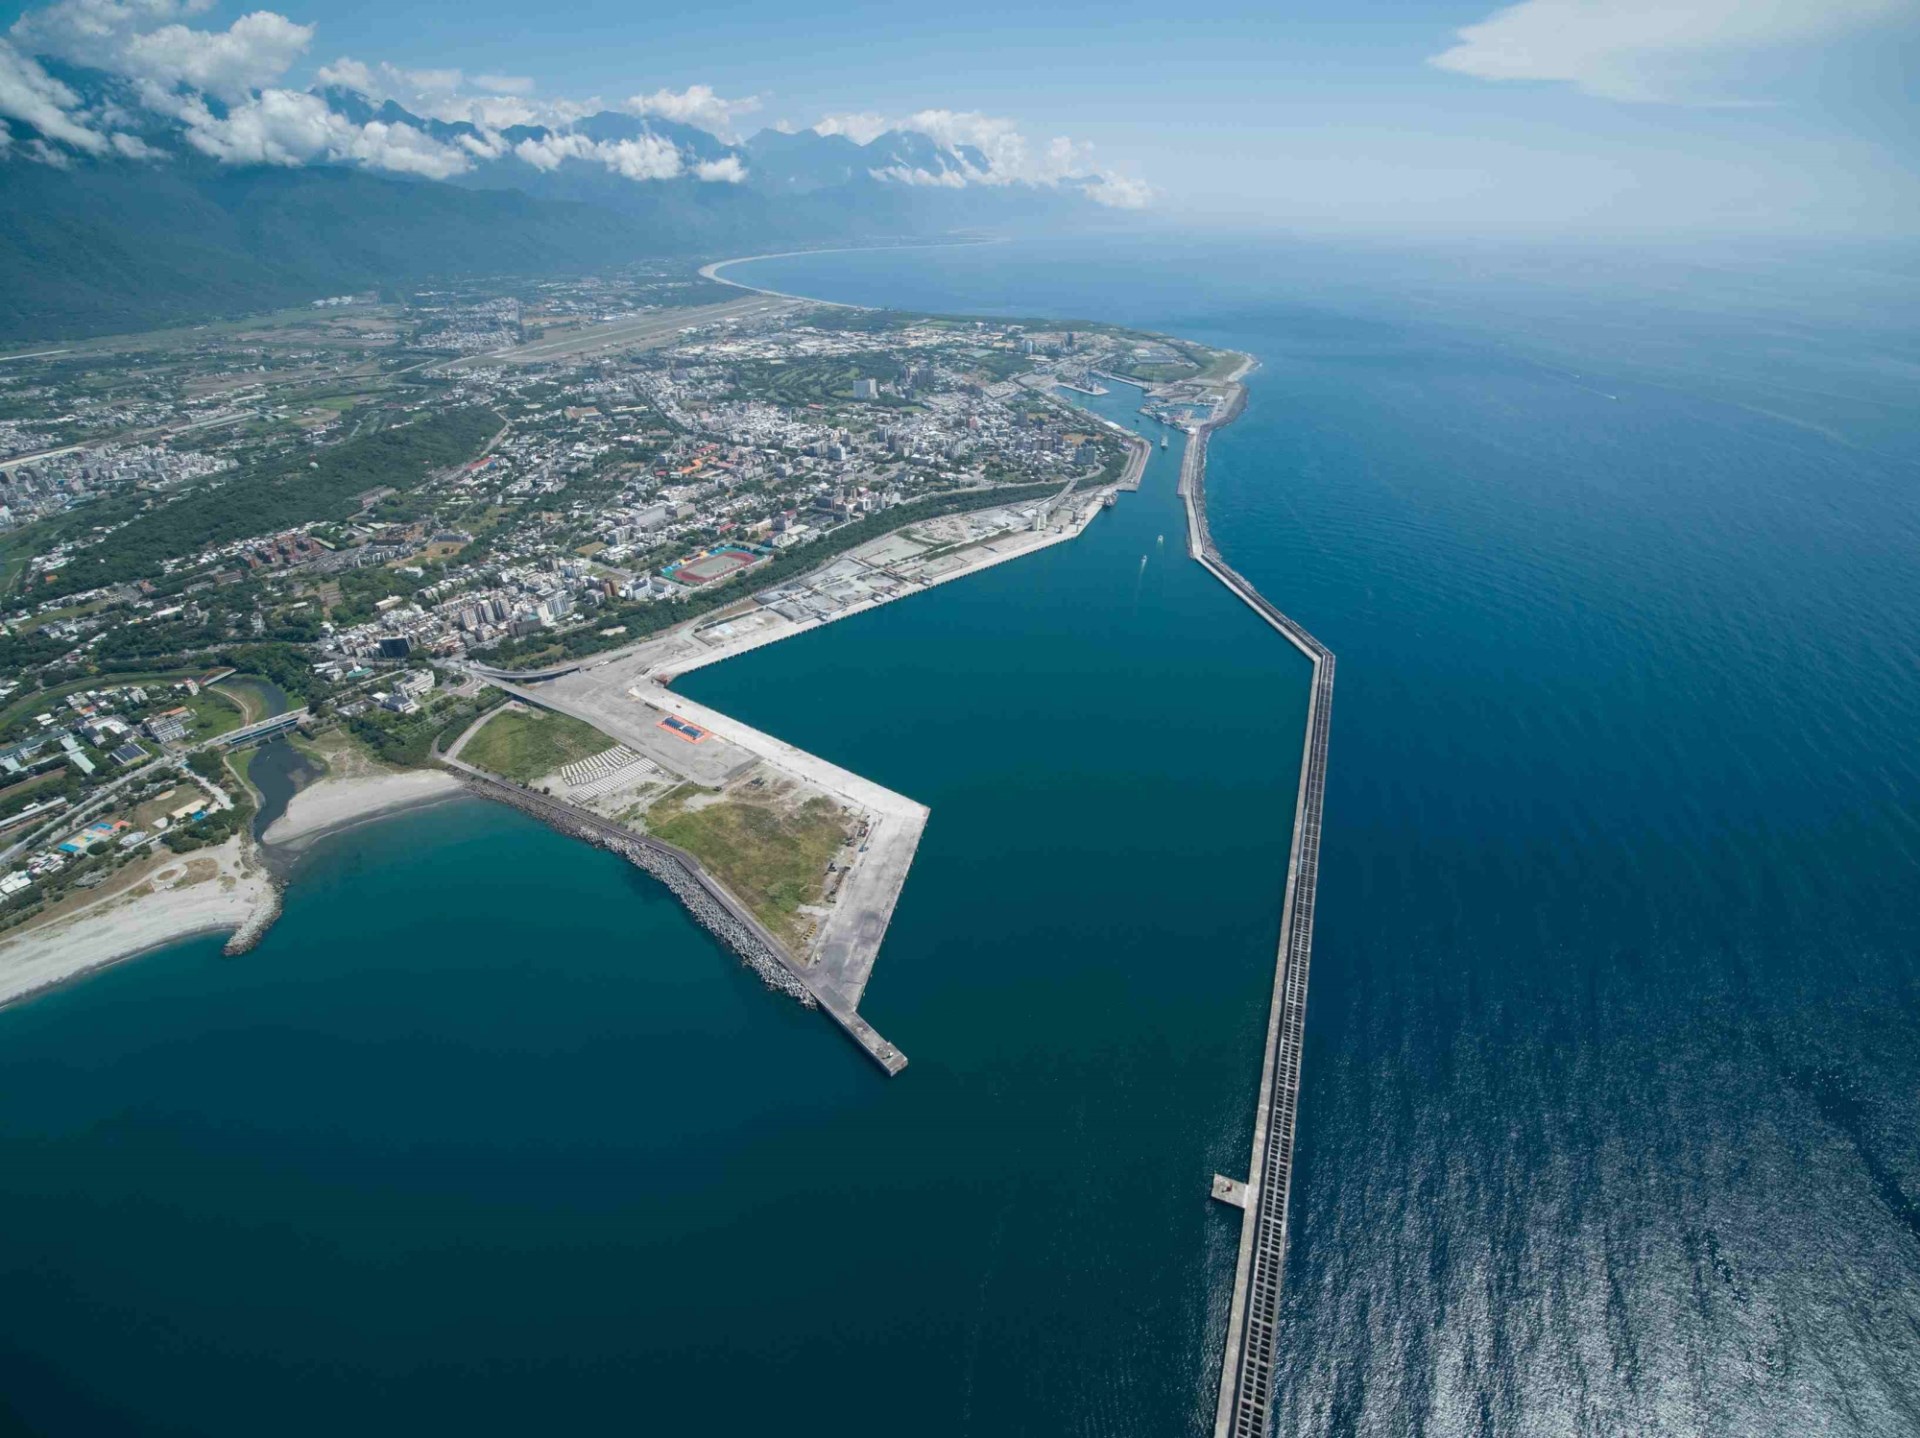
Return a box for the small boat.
[1104,493,1116,508]
[1161,435,1168,449]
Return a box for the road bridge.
[467,659,585,684]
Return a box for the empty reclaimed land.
[453,441,1145,1072]
[1177,358,1337,1438]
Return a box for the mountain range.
[0,75,1115,342]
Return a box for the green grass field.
[460,706,613,784]
[179,689,244,742]
[649,792,851,947]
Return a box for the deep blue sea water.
[3,233,1917,1436]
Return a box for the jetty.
[1179,364,1336,1438]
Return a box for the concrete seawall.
[1180,373,1336,1438]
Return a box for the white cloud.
[344,116,470,177]
[3,0,1151,204]
[456,128,508,160]
[315,55,542,128]
[511,128,690,181]
[868,163,965,188]
[312,56,375,93]
[512,129,595,171]
[694,154,746,183]
[1430,0,1911,102]
[600,133,681,180]
[473,72,532,96]
[0,36,108,151]
[388,65,459,95]
[814,104,1150,205]
[175,85,469,178]
[813,111,888,145]
[13,1,309,101]
[626,83,758,140]
[174,85,336,164]
[117,10,312,100]
[1086,173,1152,209]
[10,0,212,63]
[902,110,1007,163]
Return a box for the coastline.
[0,836,279,1011]
[698,237,1003,302]
[0,252,1249,1085]
[0,750,467,1010]
[261,768,466,853]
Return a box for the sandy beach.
[0,767,467,1010]
[0,837,277,1009]
[261,768,465,850]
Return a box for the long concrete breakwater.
[437,751,909,1076]
[1181,375,1337,1438]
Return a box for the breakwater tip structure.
[1180,388,1335,1438]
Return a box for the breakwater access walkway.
[1178,373,1336,1438]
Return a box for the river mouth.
[245,736,322,841]
[211,677,317,854]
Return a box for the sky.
[3,0,1917,234]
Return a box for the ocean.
[2,232,1916,1436]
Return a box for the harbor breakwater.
[1177,362,1336,1438]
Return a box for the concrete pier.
[1178,373,1336,1438]
[1211,1174,1250,1209]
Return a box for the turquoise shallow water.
[4,234,1918,1436]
